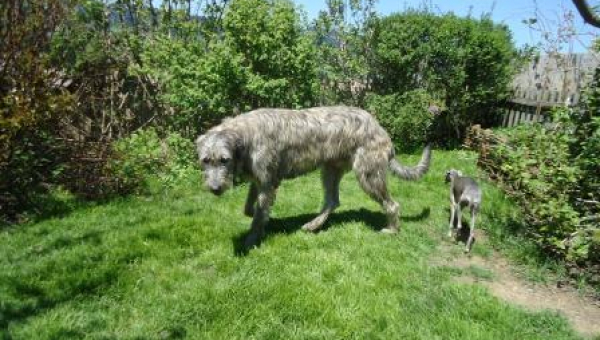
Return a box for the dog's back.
[216,106,394,178]
[220,106,390,147]
[452,176,482,207]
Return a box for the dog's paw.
[380,227,398,234]
[243,232,262,248]
[301,223,318,232]
[243,207,255,217]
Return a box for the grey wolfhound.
[445,169,482,252]
[196,106,431,247]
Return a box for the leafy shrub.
[570,68,600,221]
[493,122,581,256]
[469,56,600,281]
[137,0,320,136]
[312,0,377,106]
[111,129,199,193]
[224,0,320,108]
[366,89,435,152]
[50,0,166,140]
[1,0,74,223]
[137,36,247,136]
[0,131,71,223]
[371,11,517,144]
[484,101,599,268]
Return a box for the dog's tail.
[388,144,432,181]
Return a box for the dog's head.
[196,130,241,196]
[445,169,462,183]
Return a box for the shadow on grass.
[0,264,122,332]
[233,207,431,256]
[30,230,105,258]
[1,237,147,332]
[444,206,478,249]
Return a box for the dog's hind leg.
[244,183,258,217]
[379,197,400,234]
[302,165,344,232]
[356,163,399,234]
[465,204,478,252]
[455,203,463,235]
[244,186,276,248]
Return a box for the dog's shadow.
[233,207,431,256]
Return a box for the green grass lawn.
[0,150,584,339]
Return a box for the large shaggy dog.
[196,106,431,246]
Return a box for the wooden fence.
[500,88,578,127]
[500,52,598,128]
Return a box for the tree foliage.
[227,0,320,109]
[138,0,320,137]
[370,11,517,144]
[313,0,378,105]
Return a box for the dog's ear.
[231,132,244,161]
[456,170,463,177]
[215,130,244,160]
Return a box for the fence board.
[500,52,599,128]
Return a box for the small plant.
[110,128,199,193]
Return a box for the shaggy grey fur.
[196,106,432,247]
[445,169,482,252]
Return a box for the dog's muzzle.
[209,185,224,196]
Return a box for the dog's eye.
[202,157,210,164]
[220,157,230,164]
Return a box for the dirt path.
[431,236,600,338]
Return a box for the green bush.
[366,90,435,152]
[371,11,517,144]
[111,129,199,193]
[137,0,320,136]
[50,0,168,139]
[476,51,600,278]
[494,123,580,254]
[224,0,320,108]
[1,0,74,223]
[570,68,600,221]
[489,103,599,266]
[136,36,247,135]
[312,0,377,106]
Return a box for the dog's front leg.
[448,202,456,238]
[244,183,258,217]
[244,186,275,248]
[455,203,463,235]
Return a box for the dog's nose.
[210,186,223,196]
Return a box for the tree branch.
[572,0,600,28]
